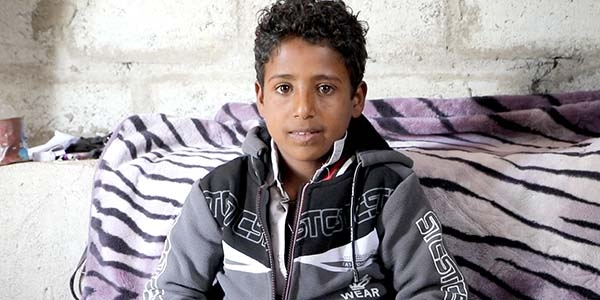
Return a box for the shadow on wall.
[1,0,75,146]
[32,0,79,145]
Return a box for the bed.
[75,90,600,299]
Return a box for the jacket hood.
[345,114,390,153]
[241,124,271,160]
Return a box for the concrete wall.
[0,160,96,300]
[1,0,599,145]
[1,1,599,299]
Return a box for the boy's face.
[256,37,366,169]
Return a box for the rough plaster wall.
[0,0,599,145]
[1,1,600,299]
[0,160,96,300]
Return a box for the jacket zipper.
[283,183,310,300]
[255,187,278,300]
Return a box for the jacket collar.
[269,132,348,191]
[242,114,390,159]
[241,114,402,182]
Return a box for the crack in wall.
[527,55,584,94]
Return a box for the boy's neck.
[280,159,323,200]
[284,159,322,181]
[270,135,347,200]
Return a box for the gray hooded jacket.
[144,115,468,300]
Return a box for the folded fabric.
[27,130,80,161]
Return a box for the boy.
[145,0,468,299]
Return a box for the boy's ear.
[255,81,265,117]
[351,81,367,118]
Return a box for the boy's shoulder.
[200,154,255,188]
[356,149,418,192]
[357,149,414,176]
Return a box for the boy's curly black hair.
[254,0,368,92]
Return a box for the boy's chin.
[280,148,331,164]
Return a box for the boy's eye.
[275,84,291,94]
[318,84,334,95]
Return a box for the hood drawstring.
[349,160,362,283]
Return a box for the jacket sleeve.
[144,180,224,300]
[379,172,468,300]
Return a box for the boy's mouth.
[288,129,322,142]
[291,130,318,135]
[289,128,321,135]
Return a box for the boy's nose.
[292,91,316,119]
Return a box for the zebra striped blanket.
[79,91,600,300]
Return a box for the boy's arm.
[379,172,468,300]
[144,180,223,300]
